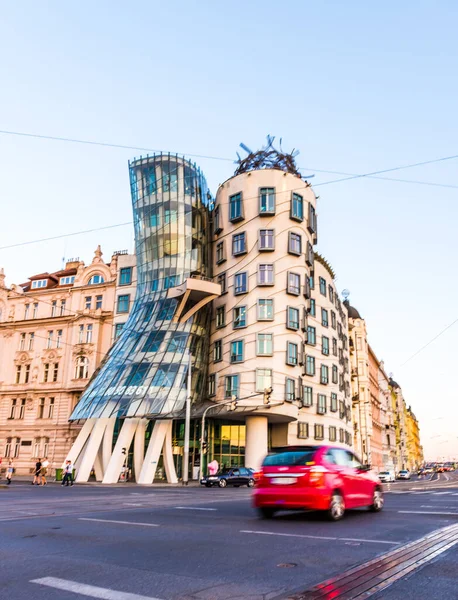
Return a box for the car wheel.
[369,488,384,512]
[258,507,276,519]
[328,491,345,521]
[247,479,255,488]
[218,479,227,488]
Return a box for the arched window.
[75,356,89,379]
[88,274,105,285]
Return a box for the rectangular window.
[288,232,302,255]
[78,324,84,343]
[329,426,337,442]
[217,272,227,294]
[258,264,274,286]
[214,340,222,362]
[257,333,273,356]
[117,294,130,313]
[309,275,314,290]
[287,306,300,330]
[287,272,300,295]
[322,336,329,356]
[225,375,239,398]
[162,162,178,193]
[307,326,316,345]
[215,306,226,328]
[38,398,45,419]
[216,241,226,264]
[329,286,334,304]
[47,330,53,349]
[317,394,327,414]
[305,355,315,376]
[339,428,345,443]
[306,242,314,267]
[331,392,338,412]
[96,295,103,310]
[234,272,248,295]
[320,364,329,384]
[31,279,47,289]
[119,267,132,286]
[332,365,338,384]
[302,385,313,407]
[230,340,244,363]
[213,206,222,234]
[19,333,26,351]
[208,374,216,397]
[291,193,304,221]
[314,423,324,440]
[258,299,274,321]
[86,324,93,344]
[308,203,317,234]
[16,365,22,384]
[9,399,17,419]
[84,296,91,310]
[259,229,275,251]
[24,365,30,384]
[167,332,187,353]
[114,323,124,339]
[285,377,296,402]
[332,338,338,356]
[60,276,75,285]
[52,363,59,382]
[259,187,275,214]
[232,232,247,255]
[303,276,311,300]
[322,308,329,327]
[229,193,243,222]
[309,298,316,317]
[33,303,38,319]
[142,330,166,353]
[60,300,66,316]
[43,363,49,383]
[28,333,34,351]
[48,397,55,419]
[56,329,63,348]
[233,306,247,329]
[286,342,298,366]
[331,311,336,329]
[19,399,26,419]
[256,368,272,392]
[164,275,180,290]
[319,277,327,296]
[298,422,309,439]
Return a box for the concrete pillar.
[163,420,178,484]
[133,419,147,482]
[137,420,170,485]
[102,418,140,484]
[76,418,109,482]
[102,417,116,472]
[245,416,268,470]
[63,418,96,467]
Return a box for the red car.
[253,445,384,521]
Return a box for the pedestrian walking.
[32,459,42,485]
[40,457,49,486]
[6,460,14,485]
[62,460,74,486]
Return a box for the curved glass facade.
[71,154,212,420]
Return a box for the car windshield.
[263,449,317,466]
[379,472,389,475]
[400,470,408,474]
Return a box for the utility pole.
[182,353,191,485]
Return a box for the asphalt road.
[0,473,457,600]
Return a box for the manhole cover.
[277,563,297,568]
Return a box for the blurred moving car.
[378,471,395,483]
[200,467,255,488]
[253,445,383,521]
[397,470,411,480]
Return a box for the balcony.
[167,276,221,323]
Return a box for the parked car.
[200,467,255,488]
[397,470,411,480]
[378,471,395,483]
[253,445,383,521]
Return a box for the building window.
[24,304,30,319]
[52,363,59,382]
[259,187,275,214]
[38,398,45,419]
[114,323,124,339]
[19,398,26,419]
[85,296,92,310]
[216,241,226,264]
[215,306,226,329]
[117,294,130,313]
[317,394,327,414]
[258,264,274,286]
[33,439,40,457]
[329,426,337,442]
[86,324,93,344]
[19,333,26,351]
[302,385,313,407]
[213,340,222,362]
[322,336,329,356]
[329,286,334,304]
[321,308,329,327]
[214,206,222,234]
[287,342,298,366]
[314,424,324,440]
[291,193,304,221]
[288,232,302,255]
[56,330,63,348]
[96,295,103,310]
[230,340,244,363]
[229,307,246,332]
[9,399,17,419]
[15,365,22,384]
[60,300,66,316]
[217,272,227,294]
[259,229,275,251]
[332,338,338,356]
[24,365,30,384]
[331,311,336,329]
[285,378,296,402]
[43,437,49,456]
[339,428,345,443]
[48,398,55,419]
[208,374,216,397]
[31,279,47,289]
[46,331,53,349]
[332,365,338,384]
[33,303,38,319]
[287,272,300,295]
[234,272,248,295]
[309,298,316,317]
[257,333,273,356]
[75,357,89,379]
[14,438,21,458]
[88,274,104,285]
[43,363,49,383]
[308,203,317,234]
[60,276,75,285]
[28,333,34,351]
[331,392,338,412]
[232,232,247,256]
[78,325,84,344]
[298,422,309,439]
[320,364,329,385]
[306,243,314,267]
[287,306,300,330]
[4,438,12,457]
[319,277,327,296]
[225,375,239,398]
[258,299,274,321]
[305,355,315,376]
[307,326,316,345]
[119,267,132,286]
[229,193,244,222]
[256,369,272,392]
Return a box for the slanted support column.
[138,420,174,485]
[63,418,96,467]
[133,419,148,482]
[245,416,268,470]
[76,418,110,483]
[102,418,140,484]
[102,417,116,472]
[163,420,178,484]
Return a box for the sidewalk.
[1,475,201,488]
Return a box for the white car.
[397,470,411,480]
[378,471,395,483]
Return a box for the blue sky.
[1,1,457,459]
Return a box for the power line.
[400,317,458,366]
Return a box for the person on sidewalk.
[32,459,42,485]
[6,460,14,485]
[40,457,49,486]
[62,460,74,486]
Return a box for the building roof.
[314,253,336,280]
[389,378,400,389]
[343,299,362,320]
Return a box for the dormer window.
[31,279,47,289]
[60,276,75,285]
[88,274,105,285]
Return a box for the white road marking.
[421,506,458,509]
[398,510,458,516]
[123,503,145,506]
[78,518,159,527]
[432,492,453,495]
[240,530,398,545]
[174,506,217,511]
[31,577,162,599]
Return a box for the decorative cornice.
[314,252,336,280]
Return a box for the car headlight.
[208,477,218,480]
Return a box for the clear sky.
[1,1,457,460]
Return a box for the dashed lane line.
[78,518,159,527]
[31,577,163,600]
[398,510,458,516]
[240,530,399,545]
[174,506,217,511]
